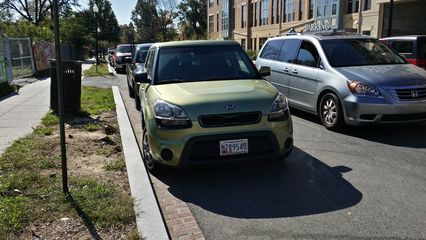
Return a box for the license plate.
[220,139,248,156]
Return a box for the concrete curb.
[108,64,115,75]
[112,86,169,240]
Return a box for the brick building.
[207,0,426,51]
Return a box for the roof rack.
[307,29,359,36]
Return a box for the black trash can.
[50,60,83,113]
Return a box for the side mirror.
[123,57,132,64]
[258,66,271,77]
[135,72,150,83]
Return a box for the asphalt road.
[112,72,426,240]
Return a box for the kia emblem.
[411,90,419,98]
[224,104,236,111]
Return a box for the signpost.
[52,0,69,194]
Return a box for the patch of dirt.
[19,110,137,239]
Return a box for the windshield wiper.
[158,79,186,84]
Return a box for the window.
[241,4,247,28]
[209,0,214,8]
[391,41,414,54]
[363,0,371,11]
[221,0,229,34]
[299,0,303,21]
[332,3,337,15]
[209,15,214,33]
[277,39,300,63]
[216,13,219,32]
[259,37,268,50]
[241,39,246,49]
[295,41,320,67]
[217,0,219,5]
[232,8,235,30]
[271,0,275,23]
[145,49,155,76]
[260,40,282,60]
[254,2,258,27]
[309,0,313,19]
[277,0,281,23]
[260,0,269,26]
[348,0,372,13]
[254,38,257,50]
[284,0,296,22]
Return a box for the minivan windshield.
[321,39,407,67]
[116,45,132,53]
[135,47,150,63]
[155,45,259,84]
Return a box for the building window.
[348,0,372,13]
[209,0,214,8]
[271,0,275,24]
[254,2,258,27]
[232,8,235,30]
[217,0,219,5]
[332,1,337,15]
[221,0,229,36]
[309,0,313,19]
[209,15,214,33]
[216,13,219,32]
[363,0,371,11]
[260,0,269,26]
[254,38,257,50]
[242,4,247,28]
[284,0,296,22]
[299,0,303,21]
[277,0,281,23]
[241,39,246,49]
[259,37,268,50]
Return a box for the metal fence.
[0,36,7,83]
[9,38,35,78]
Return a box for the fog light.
[161,149,173,161]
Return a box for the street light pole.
[93,4,99,69]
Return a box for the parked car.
[125,43,153,110]
[136,40,293,172]
[112,44,132,73]
[107,48,115,66]
[256,32,426,130]
[380,35,426,70]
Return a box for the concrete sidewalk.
[0,79,51,154]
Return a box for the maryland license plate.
[219,139,248,156]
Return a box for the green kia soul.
[135,40,293,172]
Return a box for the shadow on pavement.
[155,147,362,219]
[290,108,426,148]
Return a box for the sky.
[80,0,137,25]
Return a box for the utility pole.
[52,0,68,194]
[387,0,394,37]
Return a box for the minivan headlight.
[347,80,382,98]
[153,100,192,128]
[268,93,289,121]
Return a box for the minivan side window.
[295,40,320,68]
[277,39,300,63]
[145,49,155,76]
[259,40,282,60]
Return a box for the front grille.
[387,86,426,101]
[199,112,261,127]
[187,135,276,162]
[380,113,426,122]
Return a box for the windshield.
[155,45,259,84]
[321,39,407,67]
[116,45,132,53]
[135,47,150,63]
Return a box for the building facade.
[207,0,426,50]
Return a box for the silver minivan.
[256,32,426,130]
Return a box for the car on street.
[125,43,153,110]
[136,40,294,172]
[255,31,426,130]
[380,35,426,70]
[112,44,132,73]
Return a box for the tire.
[319,93,345,131]
[142,125,163,173]
[135,93,141,111]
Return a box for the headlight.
[347,80,382,98]
[268,93,289,121]
[153,100,191,128]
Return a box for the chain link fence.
[9,38,35,78]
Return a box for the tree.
[157,0,178,41]
[119,23,137,43]
[178,0,207,40]
[87,0,120,44]
[0,0,79,26]
[131,0,158,43]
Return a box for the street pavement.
[112,72,426,240]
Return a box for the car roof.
[269,31,375,42]
[152,40,240,48]
[380,35,426,40]
[136,43,154,48]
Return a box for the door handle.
[283,67,289,72]
[292,69,298,74]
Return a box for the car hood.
[335,64,426,86]
[149,80,278,119]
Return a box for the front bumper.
[145,114,293,167]
[342,95,426,125]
